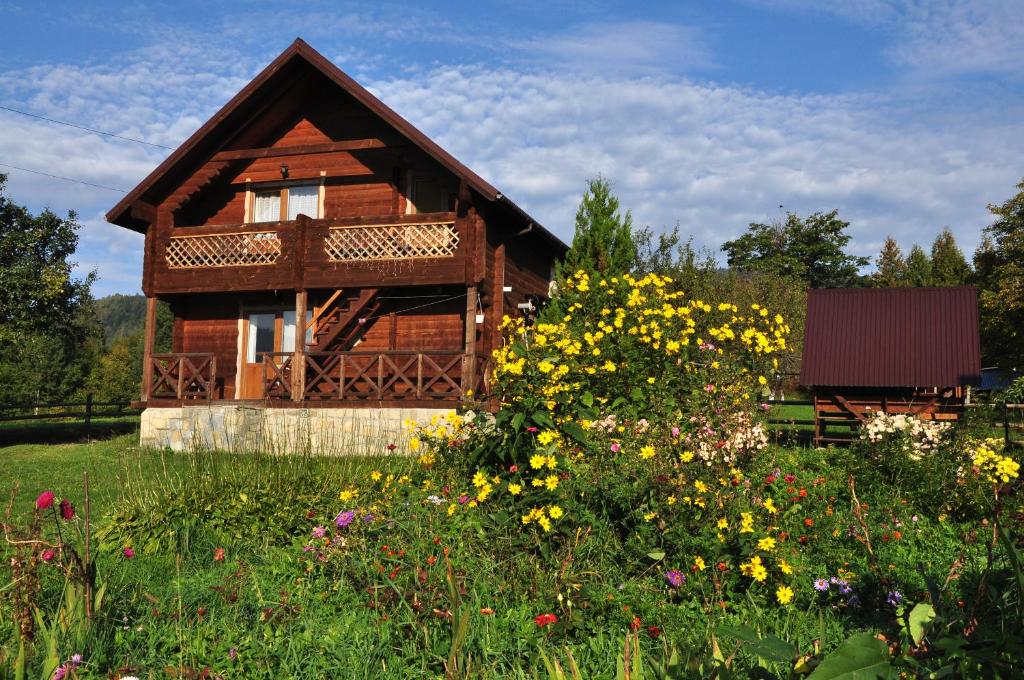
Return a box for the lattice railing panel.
[165,232,281,269]
[324,222,458,262]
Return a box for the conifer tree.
[871,236,907,287]
[904,245,932,287]
[929,228,971,286]
[557,177,637,278]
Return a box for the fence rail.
[0,394,135,424]
[764,399,1024,447]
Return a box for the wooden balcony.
[143,350,490,407]
[150,212,475,294]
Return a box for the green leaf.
[511,412,526,432]
[581,391,594,407]
[561,421,589,443]
[532,411,556,430]
[647,550,666,562]
[905,603,936,646]
[807,632,895,680]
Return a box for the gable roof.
[107,39,564,251]
[800,286,981,388]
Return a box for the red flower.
[123,547,136,559]
[784,473,796,483]
[526,426,539,433]
[41,548,56,562]
[213,547,225,562]
[59,499,75,520]
[647,625,662,639]
[716,562,728,571]
[799,488,808,498]
[630,616,642,631]
[386,443,397,451]
[803,518,814,527]
[36,491,55,510]
[509,464,519,473]
[534,613,558,627]
[893,530,903,540]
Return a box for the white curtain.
[253,191,280,223]
[288,185,319,220]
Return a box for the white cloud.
[753,0,1024,76]
[2,29,1021,296]
[511,20,715,74]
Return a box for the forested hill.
[94,294,147,347]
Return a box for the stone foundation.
[140,405,453,455]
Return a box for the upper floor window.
[406,173,451,215]
[250,183,321,223]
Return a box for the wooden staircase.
[309,288,381,352]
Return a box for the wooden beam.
[212,139,399,162]
[463,285,478,399]
[141,296,158,402]
[293,290,307,402]
[130,200,157,224]
[832,392,868,423]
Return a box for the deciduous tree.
[975,178,1024,369]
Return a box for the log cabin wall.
[170,294,244,399]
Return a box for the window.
[248,183,320,223]
[246,313,276,362]
[406,173,449,214]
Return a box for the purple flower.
[362,513,374,523]
[886,590,903,607]
[813,578,829,592]
[70,654,82,667]
[457,494,470,505]
[664,570,685,588]
[311,525,327,538]
[229,647,238,661]
[302,545,315,552]
[52,665,67,680]
[335,510,355,527]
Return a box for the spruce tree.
[929,228,971,286]
[871,236,907,287]
[904,245,932,287]
[557,177,637,278]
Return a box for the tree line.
[1,171,1021,407]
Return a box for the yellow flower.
[739,512,755,533]
[758,375,767,385]
[602,360,616,372]
[537,430,558,445]
[538,360,555,374]
[472,471,488,487]
[717,517,728,530]
[643,512,657,521]
[762,498,778,514]
[640,445,656,460]
[370,471,382,482]
[448,504,457,516]
[778,559,794,575]
[776,585,794,605]
[537,516,552,532]
[693,556,706,571]
[532,478,545,487]
[508,483,523,496]
[545,455,558,470]
[680,451,695,463]
[339,488,359,502]
[694,480,708,494]
[548,505,564,519]
[757,537,776,552]
[544,475,559,491]
[667,495,677,506]
[530,454,546,470]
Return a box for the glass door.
[239,309,312,399]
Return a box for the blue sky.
[1,0,1022,296]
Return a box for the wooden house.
[799,286,981,445]
[107,39,566,439]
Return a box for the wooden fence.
[0,394,135,425]
[765,399,1024,447]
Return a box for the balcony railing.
[149,353,217,400]
[260,350,490,402]
[154,213,468,292]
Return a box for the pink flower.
[526,426,539,433]
[671,427,680,438]
[122,547,136,559]
[704,384,715,393]
[610,442,621,453]
[59,499,75,520]
[41,548,56,562]
[36,491,55,510]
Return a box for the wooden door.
[239,309,311,399]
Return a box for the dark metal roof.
[800,286,981,388]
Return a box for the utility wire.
[0,104,174,150]
[0,161,127,193]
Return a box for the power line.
[0,104,174,150]
[0,162,127,193]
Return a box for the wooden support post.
[293,290,307,402]
[141,296,158,402]
[84,393,93,426]
[463,286,478,399]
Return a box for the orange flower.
[213,547,225,562]
[804,518,814,527]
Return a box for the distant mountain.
[94,294,147,346]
